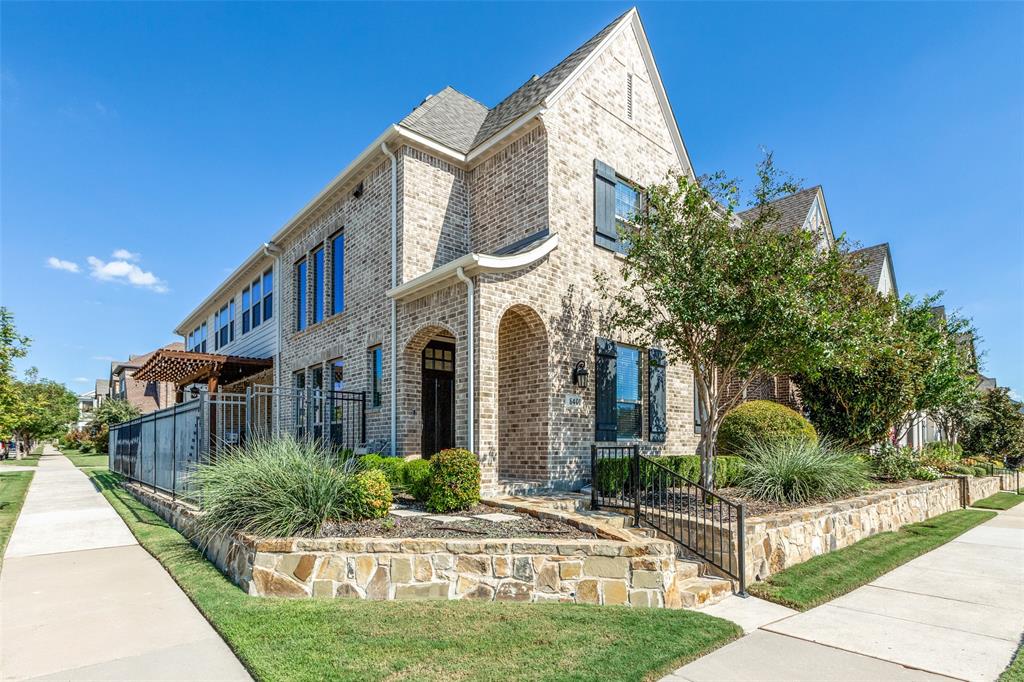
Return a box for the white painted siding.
[877,255,895,296]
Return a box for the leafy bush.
[403,459,432,502]
[717,401,817,456]
[919,442,963,471]
[426,448,480,513]
[595,454,746,494]
[188,436,365,538]
[739,438,869,504]
[359,454,384,470]
[349,469,393,519]
[911,465,941,481]
[358,454,408,489]
[867,443,919,481]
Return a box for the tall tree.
[601,153,874,490]
[11,368,78,449]
[963,387,1024,466]
[0,308,31,439]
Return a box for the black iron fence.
[591,444,747,595]
[109,385,366,496]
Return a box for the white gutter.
[387,233,559,302]
[454,267,474,452]
[381,142,399,458]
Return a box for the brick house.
[163,8,705,493]
[108,343,185,414]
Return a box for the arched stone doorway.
[497,305,550,481]
[401,324,458,458]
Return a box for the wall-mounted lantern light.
[572,360,589,390]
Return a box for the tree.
[0,308,31,438]
[962,387,1024,466]
[11,368,78,449]
[798,296,976,448]
[601,153,874,490]
[88,399,141,453]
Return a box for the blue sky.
[2,2,1022,396]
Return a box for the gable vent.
[626,73,634,120]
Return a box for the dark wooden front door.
[421,341,455,458]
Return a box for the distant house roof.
[111,342,186,376]
[850,242,897,296]
[400,87,490,154]
[737,186,821,234]
[95,379,110,396]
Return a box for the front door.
[421,340,455,458]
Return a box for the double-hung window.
[595,339,666,442]
[312,247,324,324]
[262,269,273,322]
[331,231,344,315]
[242,288,251,334]
[615,345,643,440]
[251,277,262,328]
[215,303,231,349]
[295,259,307,331]
[615,181,642,235]
[594,159,643,254]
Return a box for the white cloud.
[111,248,139,261]
[47,256,80,273]
[73,377,89,383]
[87,255,168,293]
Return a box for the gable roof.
[397,8,692,169]
[738,186,821,233]
[850,242,897,295]
[95,379,109,396]
[111,342,186,375]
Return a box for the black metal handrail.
[591,444,747,595]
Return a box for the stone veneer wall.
[125,482,695,608]
[744,476,1007,583]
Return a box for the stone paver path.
[667,502,1024,682]
[1,446,250,681]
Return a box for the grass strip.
[87,469,740,682]
[1001,641,1024,682]
[0,450,41,467]
[749,509,996,610]
[0,471,34,570]
[972,492,1024,511]
[60,448,109,471]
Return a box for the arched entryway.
[401,324,458,458]
[497,304,550,481]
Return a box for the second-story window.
[251,277,262,328]
[262,269,273,322]
[312,247,324,324]
[296,259,307,331]
[215,303,231,349]
[242,288,251,334]
[331,231,344,315]
[200,322,207,352]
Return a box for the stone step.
[673,575,734,609]
[673,558,702,581]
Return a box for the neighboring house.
[75,390,96,430]
[167,8,703,493]
[851,242,898,298]
[108,343,185,414]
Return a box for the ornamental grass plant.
[740,437,869,504]
[188,435,377,539]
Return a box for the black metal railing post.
[736,503,748,597]
[361,392,367,445]
[590,444,598,511]
[632,444,641,528]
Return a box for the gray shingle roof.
[399,10,631,154]
[850,242,891,289]
[737,186,821,234]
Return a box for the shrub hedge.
[717,401,817,456]
[427,448,481,513]
[349,469,393,519]
[403,459,432,502]
[595,454,746,494]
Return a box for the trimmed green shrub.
[717,401,817,456]
[403,459,432,502]
[911,465,941,481]
[868,444,919,481]
[920,442,963,471]
[188,436,365,538]
[349,469,393,519]
[359,454,384,471]
[740,438,869,504]
[426,448,481,513]
[594,454,745,494]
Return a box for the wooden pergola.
[132,348,273,401]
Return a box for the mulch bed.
[319,499,596,540]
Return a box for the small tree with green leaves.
[601,153,876,490]
[88,399,141,453]
[0,308,31,439]
[963,387,1024,466]
[11,368,78,450]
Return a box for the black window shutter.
[648,348,668,443]
[595,338,618,441]
[594,160,618,247]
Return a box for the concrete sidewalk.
[1,446,250,681]
[668,502,1024,682]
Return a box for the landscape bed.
[91,470,741,681]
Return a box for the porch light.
[572,360,589,390]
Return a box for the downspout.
[381,142,398,457]
[263,241,283,429]
[455,267,474,452]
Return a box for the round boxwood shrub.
[426,448,481,513]
[349,469,393,519]
[402,458,432,502]
[717,400,817,456]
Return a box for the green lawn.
[60,448,109,471]
[973,492,1024,511]
[87,469,740,681]
[1001,642,1024,682]
[0,471,34,569]
[0,450,41,467]
[749,509,997,610]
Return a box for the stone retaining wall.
[744,476,1004,583]
[124,482,695,608]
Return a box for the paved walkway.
[1,446,250,681]
[667,503,1024,682]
